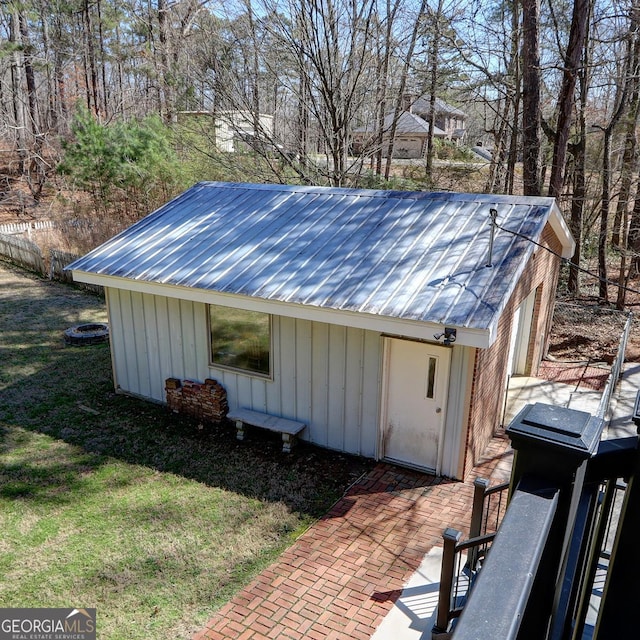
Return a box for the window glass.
[426,357,437,399]
[209,305,271,375]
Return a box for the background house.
[351,111,446,158]
[352,97,467,158]
[403,95,467,143]
[67,183,573,479]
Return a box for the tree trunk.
[506,2,521,194]
[485,98,511,193]
[97,0,109,119]
[567,13,592,296]
[9,9,27,172]
[613,2,640,251]
[425,0,445,181]
[39,5,56,130]
[51,10,68,129]
[297,63,310,169]
[18,13,39,137]
[599,125,617,301]
[384,0,428,179]
[628,186,640,276]
[547,0,590,199]
[83,0,100,117]
[521,0,542,195]
[568,135,585,295]
[374,0,399,176]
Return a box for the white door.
[382,338,451,472]
[506,304,522,380]
[507,290,536,380]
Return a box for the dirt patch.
[539,296,638,391]
[547,301,633,364]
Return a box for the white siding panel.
[441,345,474,479]
[327,325,347,451]
[311,322,330,447]
[167,297,184,380]
[236,374,253,411]
[142,293,163,401]
[250,378,268,412]
[106,288,382,457]
[279,316,297,418]
[218,368,239,409]
[107,288,130,393]
[343,328,364,453]
[131,291,151,399]
[154,295,173,400]
[193,302,209,382]
[119,290,140,394]
[179,299,198,375]
[295,319,313,425]
[262,316,280,414]
[361,331,382,457]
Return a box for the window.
[426,357,437,399]
[209,305,271,376]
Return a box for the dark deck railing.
[596,311,633,420]
[432,311,635,640]
[435,402,639,640]
[452,478,560,640]
[433,478,509,637]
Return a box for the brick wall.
[462,223,563,478]
[165,378,229,424]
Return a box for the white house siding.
[106,288,383,458]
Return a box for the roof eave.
[71,271,492,348]
[548,202,575,258]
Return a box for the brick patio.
[194,432,512,640]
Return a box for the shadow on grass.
[0,262,373,519]
[0,342,373,518]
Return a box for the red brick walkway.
[194,433,512,640]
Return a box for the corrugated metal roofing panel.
[67,182,568,332]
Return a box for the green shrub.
[58,107,186,218]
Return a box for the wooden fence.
[49,248,78,283]
[0,232,102,294]
[0,220,55,235]
[0,233,46,274]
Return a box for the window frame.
[207,304,273,379]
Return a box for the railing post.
[594,444,640,638]
[468,477,489,570]
[505,403,603,640]
[433,527,462,639]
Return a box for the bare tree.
[383,0,428,179]
[521,0,542,195]
[547,0,591,199]
[424,0,445,181]
[567,13,593,295]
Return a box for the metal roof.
[353,111,446,136]
[410,96,467,118]
[67,182,573,339]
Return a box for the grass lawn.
[0,262,372,639]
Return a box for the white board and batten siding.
[106,287,382,458]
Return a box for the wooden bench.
[227,408,306,453]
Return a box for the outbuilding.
[67,182,574,479]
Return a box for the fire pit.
[64,322,109,346]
